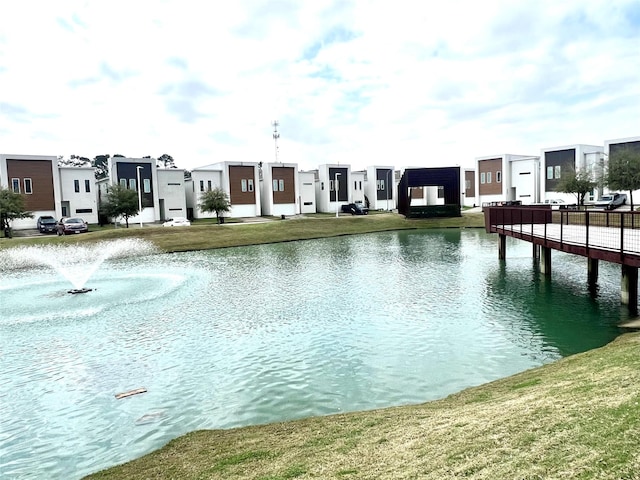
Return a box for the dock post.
[588,258,599,288]
[498,234,506,260]
[621,265,638,315]
[540,247,552,276]
[533,244,540,260]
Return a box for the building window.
[278,179,284,191]
[487,172,492,183]
[241,179,247,192]
[480,172,486,184]
[329,179,334,191]
[465,180,471,190]
[207,180,212,191]
[354,180,357,190]
[248,179,254,192]
[120,178,127,188]
[321,182,324,190]
[11,178,20,193]
[273,179,279,192]
[496,171,501,183]
[199,180,205,192]
[547,166,553,179]
[85,179,91,192]
[74,180,80,193]
[554,166,561,179]
[23,178,33,194]
[129,178,136,190]
[359,181,362,190]
[144,178,151,193]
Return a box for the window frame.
[85,179,91,192]
[74,179,80,193]
[24,178,33,194]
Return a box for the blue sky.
[1,0,639,171]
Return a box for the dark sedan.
[37,216,58,234]
[57,217,89,235]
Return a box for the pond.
[0,229,627,478]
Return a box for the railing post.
[585,210,589,251]
[620,213,625,257]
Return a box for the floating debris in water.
[115,387,147,399]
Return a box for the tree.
[93,154,110,180]
[555,169,597,206]
[198,187,231,224]
[58,155,91,167]
[157,154,176,169]
[605,148,640,210]
[100,184,139,228]
[0,187,32,237]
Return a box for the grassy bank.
[0,212,485,253]
[86,333,640,479]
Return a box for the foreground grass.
[0,212,485,253]
[86,333,640,479]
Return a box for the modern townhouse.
[187,161,261,220]
[97,156,187,224]
[0,154,103,229]
[540,144,604,204]
[298,170,317,214]
[314,164,350,214]
[363,165,394,211]
[476,154,541,206]
[260,162,299,217]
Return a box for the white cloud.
[0,0,638,171]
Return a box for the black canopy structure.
[397,167,461,218]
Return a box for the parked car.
[163,217,191,227]
[37,215,58,234]
[341,203,369,215]
[594,193,627,210]
[57,217,89,235]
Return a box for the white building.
[260,163,299,216]
[157,168,188,220]
[298,171,316,214]
[315,164,350,213]
[189,161,261,219]
[476,154,541,205]
[541,144,603,203]
[364,165,394,210]
[59,166,99,224]
[98,157,161,224]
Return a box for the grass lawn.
[0,212,485,253]
[85,333,640,479]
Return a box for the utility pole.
[272,120,280,163]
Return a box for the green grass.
[84,333,640,479]
[0,212,485,253]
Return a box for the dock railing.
[484,206,640,257]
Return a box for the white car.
[163,217,191,227]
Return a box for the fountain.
[0,238,157,293]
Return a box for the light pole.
[136,166,143,228]
[335,172,341,218]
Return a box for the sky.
[1,0,639,172]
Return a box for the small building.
[476,154,541,205]
[98,157,161,224]
[351,170,366,206]
[0,154,63,229]
[260,163,299,216]
[59,166,99,224]
[189,161,261,219]
[157,168,188,220]
[541,144,603,203]
[364,165,394,211]
[298,170,317,214]
[315,164,350,213]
